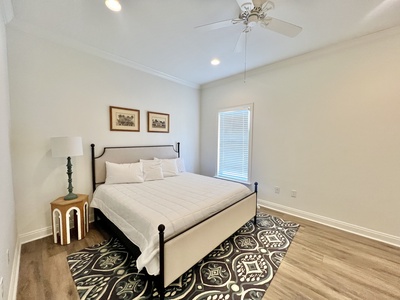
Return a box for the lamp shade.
[51,137,83,158]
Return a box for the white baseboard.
[259,199,400,247]
[8,239,21,300]
[18,226,53,245]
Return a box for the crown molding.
[7,20,200,89]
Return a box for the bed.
[90,143,258,299]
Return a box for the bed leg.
[158,224,165,300]
[254,181,258,225]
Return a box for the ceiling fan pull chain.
[244,31,248,83]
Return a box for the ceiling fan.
[196,0,302,52]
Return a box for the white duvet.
[91,172,251,275]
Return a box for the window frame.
[216,103,253,184]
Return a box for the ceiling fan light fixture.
[262,1,275,11]
[241,2,254,11]
[105,0,121,12]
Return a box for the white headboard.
[91,143,180,190]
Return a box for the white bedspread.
[91,172,251,275]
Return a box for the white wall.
[7,28,200,240]
[200,27,400,244]
[0,4,17,300]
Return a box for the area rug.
[67,212,299,300]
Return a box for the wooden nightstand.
[51,194,89,245]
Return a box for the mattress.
[91,172,251,275]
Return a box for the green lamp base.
[64,192,78,200]
[64,156,78,200]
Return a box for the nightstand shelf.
[51,194,89,245]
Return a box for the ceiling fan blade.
[260,17,302,37]
[195,19,236,32]
[234,30,248,53]
[236,0,254,11]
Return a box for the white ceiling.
[7,0,400,87]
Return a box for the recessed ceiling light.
[211,58,220,66]
[105,0,121,12]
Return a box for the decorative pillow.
[154,158,179,177]
[140,159,164,181]
[176,157,186,172]
[105,161,144,184]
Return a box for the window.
[217,104,253,183]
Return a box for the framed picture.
[110,106,140,132]
[147,111,170,133]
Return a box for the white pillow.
[154,158,179,177]
[105,161,144,184]
[140,159,164,181]
[176,157,186,172]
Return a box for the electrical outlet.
[291,190,297,198]
[274,186,280,194]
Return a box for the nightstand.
[51,194,89,245]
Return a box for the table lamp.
[51,136,83,200]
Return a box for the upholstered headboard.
[91,143,180,191]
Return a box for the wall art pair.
[109,106,169,133]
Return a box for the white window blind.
[217,104,252,183]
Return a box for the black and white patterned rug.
[67,213,299,300]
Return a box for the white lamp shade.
[51,136,83,158]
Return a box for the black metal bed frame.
[90,143,258,299]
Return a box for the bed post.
[158,224,165,300]
[91,144,96,192]
[91,144,99,222]
[254,182,258,224]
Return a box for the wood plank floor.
[17,226,110,300]
[260,208,400,300]
[17,208,400,300]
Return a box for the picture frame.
[110,106,140,132]
[147,111,170,133]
